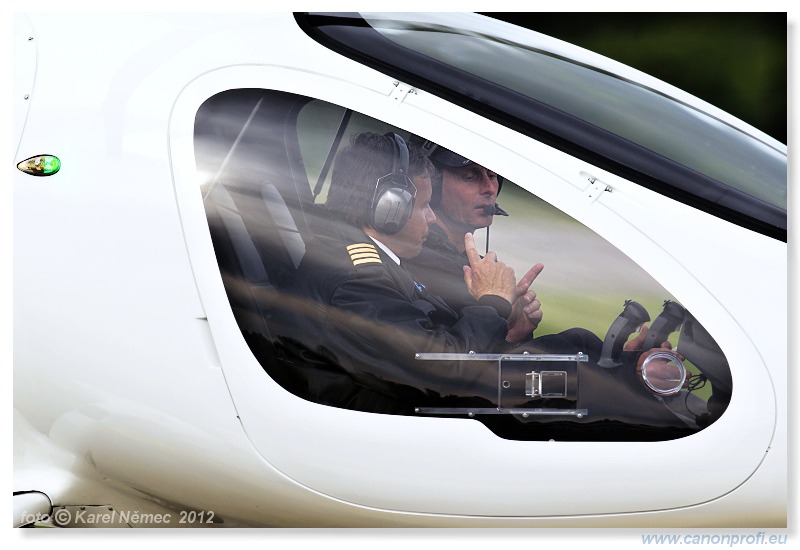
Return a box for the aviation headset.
[369,132,417,235]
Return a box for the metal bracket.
[415,352,588,417]
[415,352,588,362]
[583,176,611,204]
[388,80,416,105]
[414,406,588,418]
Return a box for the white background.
[3,0,796,548]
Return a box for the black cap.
[408,135,473,168]
[430,147,474,168]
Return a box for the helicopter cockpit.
[194,88,733,441]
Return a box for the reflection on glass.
[361,12,786,209]
[195,88,732,442]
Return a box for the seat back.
[205,182,278,342]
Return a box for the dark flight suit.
[273,220,516,415]
[272,217,695,439]
[403,223,477,313]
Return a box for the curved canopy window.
[296,12,787,240]
[195,88,732,442]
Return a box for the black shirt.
[273,220,513,414]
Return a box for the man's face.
[439,164,499,231]
[393,171,437,259]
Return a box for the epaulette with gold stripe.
[346,243,382,267]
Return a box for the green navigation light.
[17,155,61,176]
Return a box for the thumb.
[624,323,649,351]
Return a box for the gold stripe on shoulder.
[347,243,375,250]
[352,257,382,267]
[350,252,381,261]
[347,243,377,252]
[346,242,381,266]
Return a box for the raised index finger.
[517,263,544,293]
[464,232,482,267]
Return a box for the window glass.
[360,12,786,209]
[195,89,732,441]
[297,12,786,240]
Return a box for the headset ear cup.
[372,182,414,235]
[369,133,415,235]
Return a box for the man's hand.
[515,263,544,326]
[627,325,688,393]
[462,233,516,304]
[624,323,650,351]
[506,264,544,344]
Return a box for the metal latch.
[525,370,568,398]
[388,80,417,105]
[583,176,611,204]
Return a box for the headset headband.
[387,132,410,178]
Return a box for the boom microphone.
[481,204,509,216]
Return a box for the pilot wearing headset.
[276,131,518,414]
[403,137,543,346]
[275,131,691,434]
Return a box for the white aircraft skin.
[12,12,786,528]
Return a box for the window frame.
[168,64,775,517]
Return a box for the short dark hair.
[325,132,434,228]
